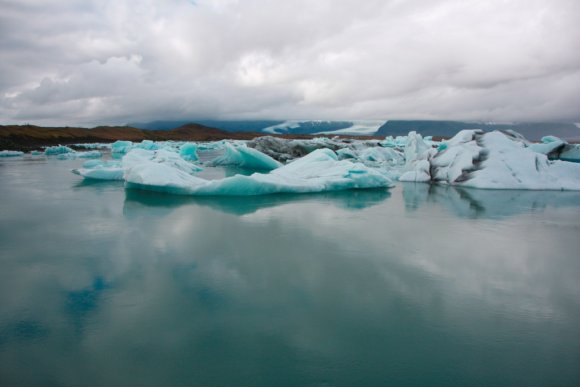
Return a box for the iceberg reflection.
[123,188,391,217]
[403,182,580,219]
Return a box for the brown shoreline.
[0,123,390,152]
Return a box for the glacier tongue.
[124,148,394,196]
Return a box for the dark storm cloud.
[1,0,579,126]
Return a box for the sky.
[1,0,579,126]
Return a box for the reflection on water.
[1,159,580,386]
[403,182,580,219]
[124,188,391,216]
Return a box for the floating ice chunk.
[529,136,567,158]
[111,140,133,154]
[74,148,202,181]
[528,136,580,163]
[179,143,199,161]
[30,150,44,156]
[73,160,124,180]
[401,130,580,190]
[73,160,123,180]
[134,140,158,151]
[380,135,408,148]
[0,150,24,157]
[124,148,394,196]
[123,149,203,175]
[359,147,404,165]
[208,143,282,170]
[74,143,112,149]
[247,136,344,162]
[56,150,102,160]
[45,145,75,155]
[399,131,436,182]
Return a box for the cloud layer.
[1,0,579,126]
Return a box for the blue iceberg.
[44,145,75,155]
[111,140,133,154]
[208,143,282,170]
[124,148,394,196]
[179,143,199,161]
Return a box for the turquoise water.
[1,157,580,386]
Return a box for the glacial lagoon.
[1,156,580,386]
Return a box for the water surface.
[1,157,580,386]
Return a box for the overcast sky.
[1,0,579,126]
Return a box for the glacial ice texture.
[124,148,394,196]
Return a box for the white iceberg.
[74,149,203,181]
[124,148,394,196]
[73,160,124,180]
[208,143,282,170]
[57,150,102,159]
[134,140,158,151]
[400,130,580,190]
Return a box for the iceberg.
[529,136,567,158]
[208,143,282,170]
[123,149,203,174]
[247,136,344,162]
[380,135,408,148]
[528,136,580,163]
[57,150,102,159]
[0,150,24,157]
[74,143,112,149]
[400,130,580,190]
[73,160,124,180]
[124,148,394,196]
[74,149,202,181]
[359,147,404,165]
[44,145,75,155]
[111,140,133,154]
[399,131,435,182]
[179,143,199,161]
[134,140,158,151]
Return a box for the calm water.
[1,156,580,386]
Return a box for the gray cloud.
[1,0,579,126]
